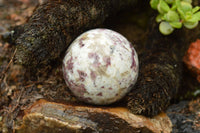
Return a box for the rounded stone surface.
[63,28,139,105]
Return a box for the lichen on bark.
[14,0,135,69]
[126,23,200,116]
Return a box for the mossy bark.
[13,0,135,70]
[127,23,200,116]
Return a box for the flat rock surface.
[15,99,172,133]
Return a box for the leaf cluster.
[150,0,200,35]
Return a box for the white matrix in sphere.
[63,28,139,105]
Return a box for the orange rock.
[183,39,200,83]
[15,99,172,133]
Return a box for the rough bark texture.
[127,23,200,116]
[13,0,135,70]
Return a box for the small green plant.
[150,0,200,35]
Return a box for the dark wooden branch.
[13,0,135,69]
[127,23,200,116]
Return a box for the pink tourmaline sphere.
[63,29,139,105]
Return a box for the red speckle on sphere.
[63,65,71,86]
[103,56,111,67]
[129,43,136,70]
[79,96,92,103]
[88,53,101,67]
[90,70,96,81]
[77,70,87,81]
[79,38,85,47]
[66,57,74,72]
[97,92,103,96]
[107,32,123,45]
[88,53,99,60]
[70,82,87,96]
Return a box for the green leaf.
[159,21,174,35]
[176,0,186,20]
[177,8,186,20]
[183,21,198,29]
[184,11,193,21]
[158,0,170,14]
[192,6,200,14]
[165,10,180,22]
[165,0,174,4]
[180,1,192,13]
[185,17,197,23]
[186,11,192,17]
[169,21,182,28]
[193,11,200,21]
[150,0,160,10]
[171,3,177,10]
[182,0,192,4]
[185,12,200,23]
[156,14,164,22]
[176,0,181,8]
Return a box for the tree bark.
[13,0,136,69]
[127,23,200,116]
